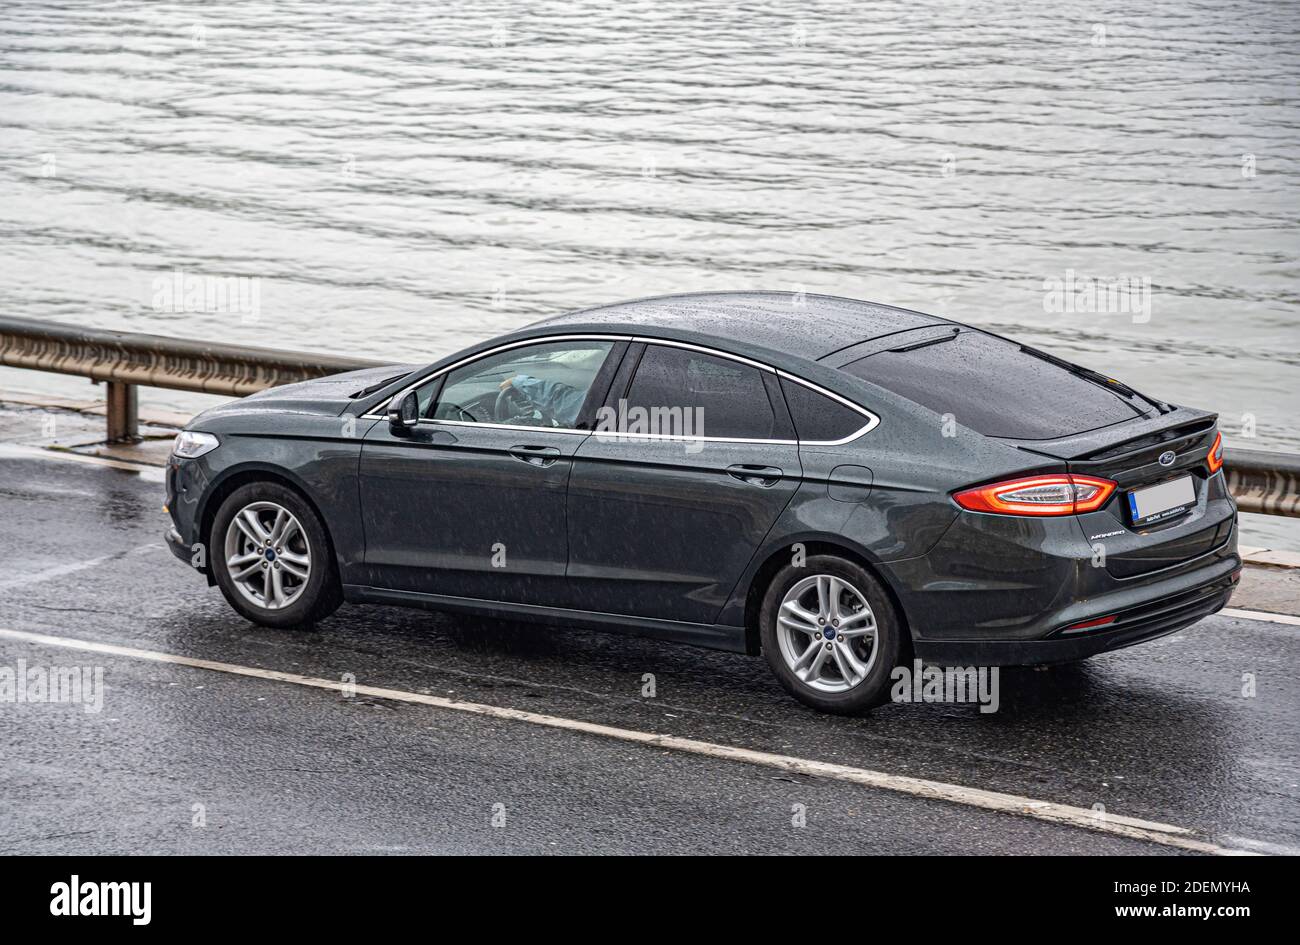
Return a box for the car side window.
[779,376,870,443]
[622,345,775,439]
[430,340,614,429]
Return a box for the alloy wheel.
[775,573,878,693]
[223,501,312,611]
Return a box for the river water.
[1,0,1297,542]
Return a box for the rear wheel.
[211,482,342,628]
[759,555,903,714]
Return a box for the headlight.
[172,431,219,459]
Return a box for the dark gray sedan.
[165,292,1240,713]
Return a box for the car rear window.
[840,330,1139,439]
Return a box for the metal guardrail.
[1,314,1298,518]
[0,314,382,440]
[1224,448,1300,518]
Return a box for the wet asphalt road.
[1,453,1297,855]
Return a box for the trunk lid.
[998,407,1228,578]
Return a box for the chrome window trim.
[587,429,796,446]
[416,418,589,436]
[629,336,775,374]
[363,333,881,446]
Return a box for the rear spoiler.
[992,406,1217,461]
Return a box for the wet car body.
[165,292,1239,709]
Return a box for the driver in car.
[498,374,585,427]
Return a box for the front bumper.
[165,454,210,577]
[165,526,191,564]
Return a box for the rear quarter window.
[779,376,871,443]
[840,331,1138,439]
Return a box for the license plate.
[1127,475,1195,526]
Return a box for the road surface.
[1,450,1297,855]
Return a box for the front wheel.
[759,555,904,714]
[210,482,342,628]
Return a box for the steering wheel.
[494,384,558,426]
[494,385,532,423]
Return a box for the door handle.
[727,464,783,487]
[509,445,561,467]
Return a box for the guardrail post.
[106,381,138,442]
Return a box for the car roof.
[526,291,952,363]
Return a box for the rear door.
[358,338,625,605]
[564,341,801,624]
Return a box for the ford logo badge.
[1158,450,1176,467]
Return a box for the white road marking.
[0,545,161,592]
[0,626,1261,856]
[1219,835,1300,856]
[1222,607,1300,627]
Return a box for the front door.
[358,337,622,605]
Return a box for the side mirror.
[387,390,419,435]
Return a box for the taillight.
[1207,430,1224,473]
[953,474,1117,516]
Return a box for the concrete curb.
[1239,546,1300,569]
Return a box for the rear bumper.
[885,484,1241,664]
[914,570,1237,665]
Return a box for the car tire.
[210,482,342,629]
[759,555,904,714]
